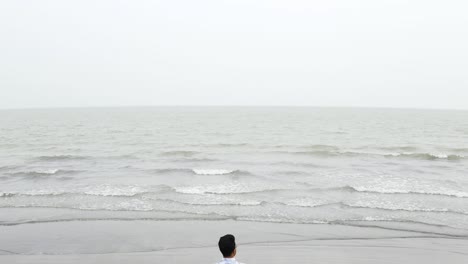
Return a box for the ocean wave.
[174,183,286,195]
[151,184,468,199]
[1,200,467,236]
[270,150,377,158]
[278,200,468,216]
[273,150,355,157]
[192,169,238,175]
[280,198,333,208]
[149,168,250,176]
[169,184,468,198]
[82,185,148,197]
[270,161,326,168]
[277,185,468,199]
[0,184,172,198]
[3,183,466,206]
[0,191,67,197]
[385,152,465,160]
[212,143,249,147]
[144,197,265,207]
[232,185,468,199]
[35,155,91,161]
[150,168,194,174]
[378,146,419,152]
[236,216,329,224]
[0,191,134,198]
[347,185,468,198]
[269,149,465,161]
[272,144,339,151]
[342,202,468,215]
[281,199,468,215]
[7,169,81,178]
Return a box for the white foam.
[192,169,236,175]
[22,190,65,196]
[285,198,329,208]
[36,169,59,174]
[362,216,392,221]
[1,185,146,197]
[83,185,145,196]
[387,152,464,159]
[352,185,468,198]
[349,200,451,213]
[173,195,263,206]
[175,182,271,194]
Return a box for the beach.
[1,107,467,263]
[1,219,468,263]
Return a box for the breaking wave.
[278,200,468,215]
[150,168,194,174]
[272,150,357,157]
[173,184,468,199]
[3,183,467,200]
[149,168,250,176]
[0,184,171,198]
[192,169,237,175]
[342,202,468,215]
[7,169,81,178]
[270,149,465,160]
[384,152,465,160]
[343,185,468,198]
[174,183,286,195]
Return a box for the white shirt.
[217,258,245,264]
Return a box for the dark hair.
[218,234,236,257]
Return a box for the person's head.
[218,234,236,258]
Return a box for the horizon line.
[1,104,467,112]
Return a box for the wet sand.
[1,220,468,263]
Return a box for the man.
[217,234,245,264]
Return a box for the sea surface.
[1,107,468,239]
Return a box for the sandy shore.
[1,220,467,263]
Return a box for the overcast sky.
[1,0,467,110]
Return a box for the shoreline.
[1,219,467,263]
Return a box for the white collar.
[221,258,238,263]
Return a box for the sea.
[1,107,468,238]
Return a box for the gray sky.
[1,0,467,110]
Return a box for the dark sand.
[1,219,467,263]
